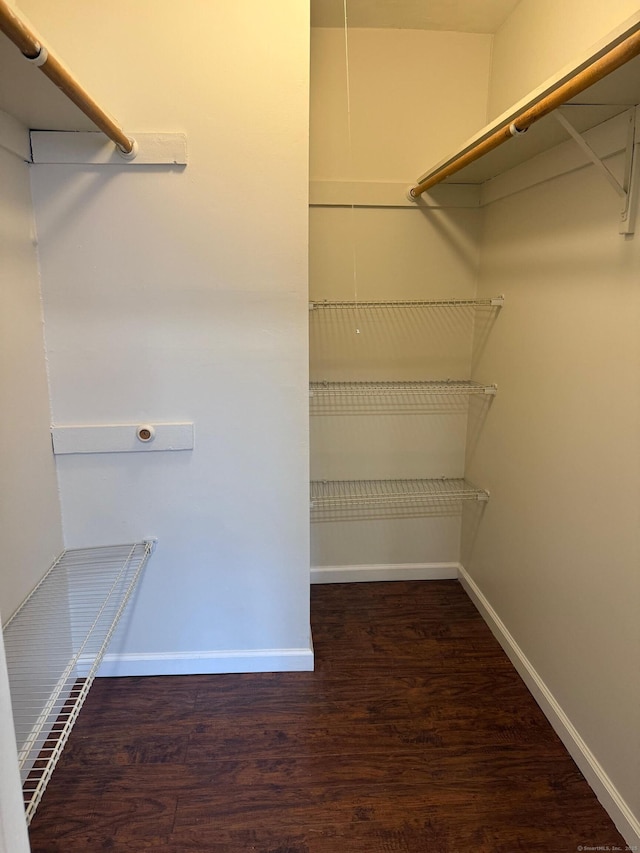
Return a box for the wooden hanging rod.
[0,0,136,157]
[409,27,640,198]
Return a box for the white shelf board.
[417,13,640,188]
[446,103,633,185]
[0,35,95,132]
[31,131,188,166]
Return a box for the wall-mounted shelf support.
[553,109,627,197]
[620,107,639,235]
[552,107,638,234]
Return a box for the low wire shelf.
[2,541,154,824]
[310,478,489,518]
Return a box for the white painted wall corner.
[458,564,640,848]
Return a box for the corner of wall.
[458,564,640,847]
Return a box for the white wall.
[309,28,491,570]
[488,0,640,118]
[0,125,58,853]
[22,0,311,671]
[466,155,640,840]
[464,0,640,836]
[0,137,63,623]
[311,28,493,181]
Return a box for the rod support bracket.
[25,44,48,66]
[406,186,420,203]
[143,538,158,555]
[116,138,138,161]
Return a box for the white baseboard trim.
[311,562,460,584]
[96,646,314,677]
[458,564,640,847]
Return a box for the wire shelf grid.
[310,478,489,515]
[309,296,504,310]
[309,380,497,398]
[2,541,153,824]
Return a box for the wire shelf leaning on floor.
[2,541,154,824]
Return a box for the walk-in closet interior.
[1,0,639,849]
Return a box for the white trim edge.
[96,647,314,676]
[30,131,187,165]
[311,562,460,584]
[458,564,640,847]
[52,422,194,454]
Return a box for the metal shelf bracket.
[553,107,639,235]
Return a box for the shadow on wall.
[460,498,489,568]
[30,164,184,246]
[464,392,496,468]
[418,206,481,279]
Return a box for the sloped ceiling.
[311,0,521,33]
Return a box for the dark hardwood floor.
[28,580,627,852]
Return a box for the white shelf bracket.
[620,106,640,235]
[553,110,626,196]
[553,108,638,235]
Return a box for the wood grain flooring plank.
[58,732,190,767]
[27,580,628,853]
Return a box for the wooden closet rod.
[409,28,640,198]
[0,0,136,157]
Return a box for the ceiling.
[311,0,522,33]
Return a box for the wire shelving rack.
[2,541,154,824]
[309,296,504,309]
[310,477,489,518]
[309,380,497,398]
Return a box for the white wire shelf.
[309,380,497,398]
[309,296,504,309]
[2,541,154,824]
[310,478,489,517]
